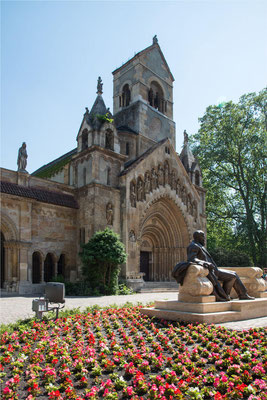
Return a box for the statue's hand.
[204,262,215,272]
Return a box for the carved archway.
[0,213,19,287]
[139,197,189,281]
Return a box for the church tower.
[112,36,176,157]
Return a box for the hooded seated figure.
[172,230,255,302]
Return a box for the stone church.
[0,37,206,294]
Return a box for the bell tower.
[112,36,176,150]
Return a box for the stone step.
[139,281,178,293]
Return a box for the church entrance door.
[140,251,150,281]
[139,197,189,281]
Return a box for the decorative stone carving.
[164,161,170,186]
[144,171,151,194]
[97,76,103,95]
[130,182,136,207]
[158,165,164,186]
[151,168,158,190]
[129,230,136,242]
[137,178,144,201]
[223,267,267,298]
[106,202,113,225]
[170,170,176,190]
[17,142,28,172]
[178,264,214,302]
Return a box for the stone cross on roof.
[97,76,103,95]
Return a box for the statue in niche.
[164,161,170,186]
[170,170,176,190]
[106,203,113,225]
[17,142,28,172]
[129,230,136,242]
[144,172,151,194]
[137,179,144,201]
[158,165,164,186]
[130,182,136,207]
[151,168,158,191]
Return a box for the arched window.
[81,130,88,151]
[122,84,131,107]
[195,170,200,186]
[44,253,55,282]
[148,81,165,113]
[32,252,41,284]
[57,254,65,278]
[105,130,114,150]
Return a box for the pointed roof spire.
[97,76,103,95]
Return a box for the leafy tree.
[192,88,266,268]
[80,228,127,295]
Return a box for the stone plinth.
[140,298,267,324]
[178,264,213,303]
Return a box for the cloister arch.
[139,197,190,281]
[0,213,19,288]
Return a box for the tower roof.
[112,36,174,82]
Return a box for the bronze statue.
[172,230,255,302]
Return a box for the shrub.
[80,228,127,295]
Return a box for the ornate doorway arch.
[139,197,190,281]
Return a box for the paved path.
[1,293,267,330]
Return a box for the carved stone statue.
[164,161,169,186]
[158,165,164,186]
[151,168,158,190]
[137,179,144,201]
[106,203,113,225]
[17,142,28,172]
[144,172,151,194]
[183,129,189,144]
[129,230,136,242]
[172,230,255,302]
[170,170,176,190]
[97,76,103,95]
[130,182,136,207]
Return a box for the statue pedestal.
[140,297,267,324]
[141,265,267,324]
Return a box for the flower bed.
[0,305,266,399]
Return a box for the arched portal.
[1,232,5,288]
[32,252,42,284]
[139,197,190,281]
[44,253,55,282]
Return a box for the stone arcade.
[0,38,206,294]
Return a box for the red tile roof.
[0,181,78,209]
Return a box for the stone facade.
[0,38,206,293]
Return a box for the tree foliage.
[192,88,266,268]
[80,228,127,295]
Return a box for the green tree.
[80,228,127,295]
[192,88,266,268]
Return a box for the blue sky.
[1,0,267,173]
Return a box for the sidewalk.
[1,292,267,330]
